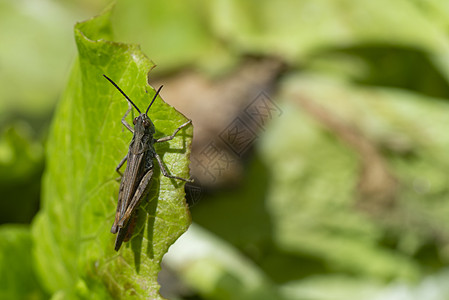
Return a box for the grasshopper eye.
[133,117,138,125]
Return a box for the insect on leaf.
[31,9,193,299]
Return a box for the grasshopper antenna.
[103,74,141,114]
[145,85,163,115]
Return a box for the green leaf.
[31,9,192,299]
[0,224,47,300]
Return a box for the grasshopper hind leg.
[154,152,192,182]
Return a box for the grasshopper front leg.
[122,102,134,133]
[114,103,133,179]
[155,120,192,143]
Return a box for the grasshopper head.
[133,113,155,135]
[134,84,163,135]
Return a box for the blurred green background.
[2,0,449,299]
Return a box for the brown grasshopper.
[103,75,192,251]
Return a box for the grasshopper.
[103,75,192,251]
